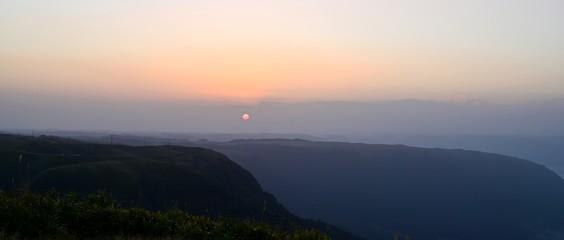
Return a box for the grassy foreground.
[0,191,328,240]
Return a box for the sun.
[241,113,250,121]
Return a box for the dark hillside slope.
[0,134,361,240]
[201,139,564,240]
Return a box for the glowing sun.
[242,113,250,121]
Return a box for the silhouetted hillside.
[200,139,564,240]
[0,134,362,240]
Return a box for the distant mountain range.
[331,134,564,178]
[0,134,361,240]
[10,129,563,178]
[198,139,564,240]
[4,133,564,239]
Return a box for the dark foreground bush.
[0,191,328,240]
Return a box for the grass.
[0,190,328,240]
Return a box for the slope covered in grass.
[0,190,328,240]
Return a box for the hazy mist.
[2,93,564,136]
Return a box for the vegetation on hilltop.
[0,190,328,240]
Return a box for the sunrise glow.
[0,1,563,103]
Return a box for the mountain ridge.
[0,134,362,240]
[197,138,564,240]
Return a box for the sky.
[1,1,564,134]
[1,0,563,103]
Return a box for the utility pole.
[311,202,316,220]
[18,155,23,189]
[26,159,30,189]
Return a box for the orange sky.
[1,0,563,103]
